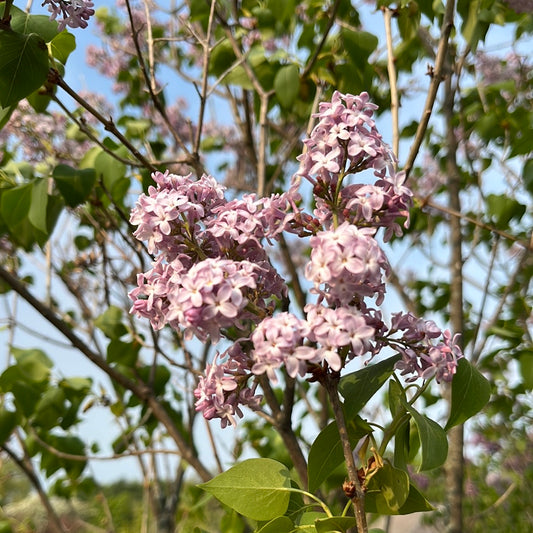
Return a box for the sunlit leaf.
[199,458,291,521]
[364,462,410,514]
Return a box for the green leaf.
[0,182,32,231]
[486,194,526,227]
[10,5,59,42]
[0,29,49,107]
[53,164,97,207]
[26,89,53,113]
[256,516,293,533]
[199,458,291,521]
[341,28,378,68]
[0,405,20,445]
[274,64,300,109]
[60,376,92,392]
[523,158,533,194]
[33,387,66,429]
[519,350,533,390]
[107,339,140,366]
[339,355,400,420]
[95,306,128,339]
[308,417,371,493]
[12,347,53,383]
[393,417,411,471]
[0,103,17,130]
[388,379,406,418]
[28,179,49,233]
[94,149,127,199]
[401,400,448,471]
[396,483,434,514]
[49,31,76,64]
[445,358,491,430]
[364,463,410,514]
[315,516,357,533]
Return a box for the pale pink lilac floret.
[194,347,262,428]
[129,92,463,428]
[42,0,95,31]
[296,91,412,240]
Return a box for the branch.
[403,0,456,178]
[193,0,217,156]
[301,0,342,80]
[383,7,399,162]
[2,442,66,533]
[323,373,367,533]
[123,0,204,176]
[420,197,533,251]
[49,70,157,173]
[258,375,309,488]
[0,264,212,481]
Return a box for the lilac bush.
[130,91,463,429]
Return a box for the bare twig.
[50,71,157,172]
[301,0,342,80]
[193,0,217,156]
[0,264,212,481]
[403,0,456,178]
[383,7,399,162]
[420,197,533,251]
[123,0,204,176]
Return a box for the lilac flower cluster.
[0,99,99,165]
[129,171,295,342]
[129,92,463,428]
[193,347,262,429]
[42,0,95,31]
[391,313,461,383]
[305,222,390,306]
[297,91,412,241]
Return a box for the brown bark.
[444,61,465,533]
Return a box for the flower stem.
[324,372,368,533]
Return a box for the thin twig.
[403,0,456,178]
[301,0,342,80]
[383,7,399,162]
[50,71,157,172]
[123,0,204,176]
[193,0,217,156]
[324,373,367,533]
[421,197,533,251]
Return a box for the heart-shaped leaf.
[0,29,49,107]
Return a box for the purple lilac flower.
[194,348,262,428]
[305,222,390,306]
[295,91,412,239]
[130,171,290,342]
[130,91,463,427]
[250,313,314,382]
[505,0,533,13]
[394,330,463,384]
[42,0,95,31]
[304,304,375,370]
